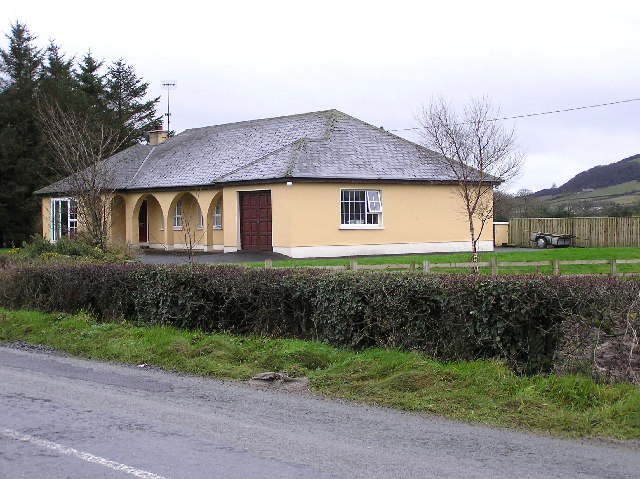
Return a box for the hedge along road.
[1,345,638,479]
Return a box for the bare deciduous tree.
[418,96,523,263]
[37,99,129,250]
[177,199,206,270]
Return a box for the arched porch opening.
[168,192,205,250]
[131,194,164,246]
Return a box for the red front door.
[240,191,272,251]
[138,200,148,243]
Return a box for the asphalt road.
[1,345,638,479]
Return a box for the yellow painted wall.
[41,197,51,240]
[493,222,509,247]
[110,196,127,243]
[145,196,164,245]
[222,182,492,250]
[41,183,492,251]
[281,183,492,246]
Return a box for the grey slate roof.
[37,109,489,195]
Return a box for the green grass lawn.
[1,309,638,440]
[243,247,640,275]
[0,248,11,254]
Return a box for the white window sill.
[340,225,384,230]
[197,227,203,231]
[213,226,222,230]
[173,226,182,231]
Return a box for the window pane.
[366,190,382,213]
[60,201,69,237]
[52,200,61,241]
[213,200,222,228]
[174,199,182,228]
[69,200,78,234]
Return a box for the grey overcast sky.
[4,0,639,193]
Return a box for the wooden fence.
[263,258,640,276]
[508,217,640,248]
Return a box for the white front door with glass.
[51,198,78,241]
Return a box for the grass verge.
[1,309,638,440]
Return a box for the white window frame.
[173,199,183,230]
[50,197,78,242]
[213,199,222,229]
[340,189,383,229]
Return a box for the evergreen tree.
[76,51,106,118]
[105,59,161,148]
[0,22,45,246]
[39,41,79,106]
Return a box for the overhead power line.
[389,96,640,132]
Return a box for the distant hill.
[535,153,640,198]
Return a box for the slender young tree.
[418,96,523,264]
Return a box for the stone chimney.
[145,126,169,145]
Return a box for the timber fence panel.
[509,217,640,248]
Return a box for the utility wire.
[389,96,640,132]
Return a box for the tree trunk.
[469,215,479,273]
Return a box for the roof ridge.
[181,109,343,136]
[126,145,156,188]
[214,138,307,182]
[284,138,306,176]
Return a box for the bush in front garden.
[1,263,637,375]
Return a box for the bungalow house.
[36,109,497,258]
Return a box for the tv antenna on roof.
[162,80,177,132]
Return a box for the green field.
[548,180,640,205]
[245,247,640,275]
[1,309,638,440]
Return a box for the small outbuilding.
[36,109,498,258]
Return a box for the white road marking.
[1,427,168,479]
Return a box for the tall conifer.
[105,59,161,149]
[0,22,45,246]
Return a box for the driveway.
[137,246,536,265]
[138,249,289,265]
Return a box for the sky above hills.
[4,0,639,193]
